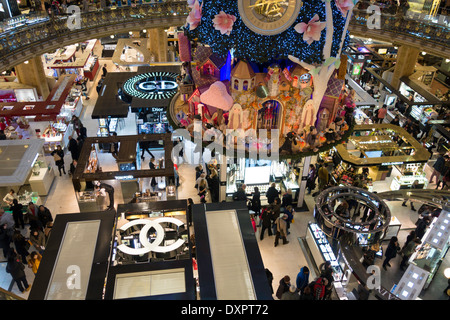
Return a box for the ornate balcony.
[349,6,449,58]
[0,2,189,71]
[0,1,448,72]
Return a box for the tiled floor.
[1,48,448,300]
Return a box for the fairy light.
[186,0,350,65]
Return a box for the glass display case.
[76,190,100,212]
[409,105,438,127]
[306,223,344,282]
[28,149,55,197]
[390,173,428,190]
[84,146,99,173]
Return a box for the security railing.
[350,2,450,50]
[0,1,449,71]
[0,1,189,70]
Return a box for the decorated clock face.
[238,0,303,36]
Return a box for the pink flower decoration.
[186,0,202,31]
[187,0,196,8]
[212,11,236,36]
[335,0,354,16]
[294,14,327,45]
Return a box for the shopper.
[400,238,421,271]
[281,285,299,300]
[275,275,291,300]
[259,208,273,241]
[319,261,334,293]
[27,251,42,275]
[6,251,31,293]
[207,169,220,203]
[232,183,247,202]
[296,266,310,294]
[139,140,154,160]
[312,276,329,300]
[402,230,416,250]
[300,285,314,300]
[94,181,115,210]
[3,189,18,206]
[10,199,24,229]
[390,116,400,126]
[250,187,261,215]
[306,164,316,194]
[429,154,447,185]
[0,223,11,259]
[281,189,293,209]
[68,135,79,161]
[195,164,204,181]
[187,198,194,226]
[318,163,329,191]
[51,145,66,176]
[44,222,53,244]
[37,205,53,230]
[274,213,289,247]
[265,183,280,204]
[197,177,208,204]
[376,105,387,123]
[0,209,15,234]
[382,236,400,270]
[29,228,46,254]
[283,205,295,235]
[102,64,108,77]
[71,115,84,137]
[265,268,274,294]
[12,230,29,265]
[401,180,420,211]
[415,216,431,239]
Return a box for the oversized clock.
[238,0,303,36]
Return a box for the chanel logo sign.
[117,218,185,256]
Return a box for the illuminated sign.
[117,218,185,255]
[122,72,179,100]
[381,162,404,166]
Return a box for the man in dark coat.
[265,183,280,205]
[68,135,79,161]
[232,184,248,202]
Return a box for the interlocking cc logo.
[117,218,185,256]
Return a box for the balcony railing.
[350,2,450,49]
[0,1,448,70]
[0,2,189,62]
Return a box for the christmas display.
[170,0,357,158]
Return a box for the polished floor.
[0,49,448,300]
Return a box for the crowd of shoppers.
[0,202,52,294]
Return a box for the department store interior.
[0,0,449,302]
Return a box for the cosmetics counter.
[44,40,99,81]
[393,209,450,300]
[97,117,118,150]
[225,158,299,202]
[0,139,50,207]
[136,107,172,135]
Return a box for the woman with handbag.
[51,145,66,176]
[198,178,208,203]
